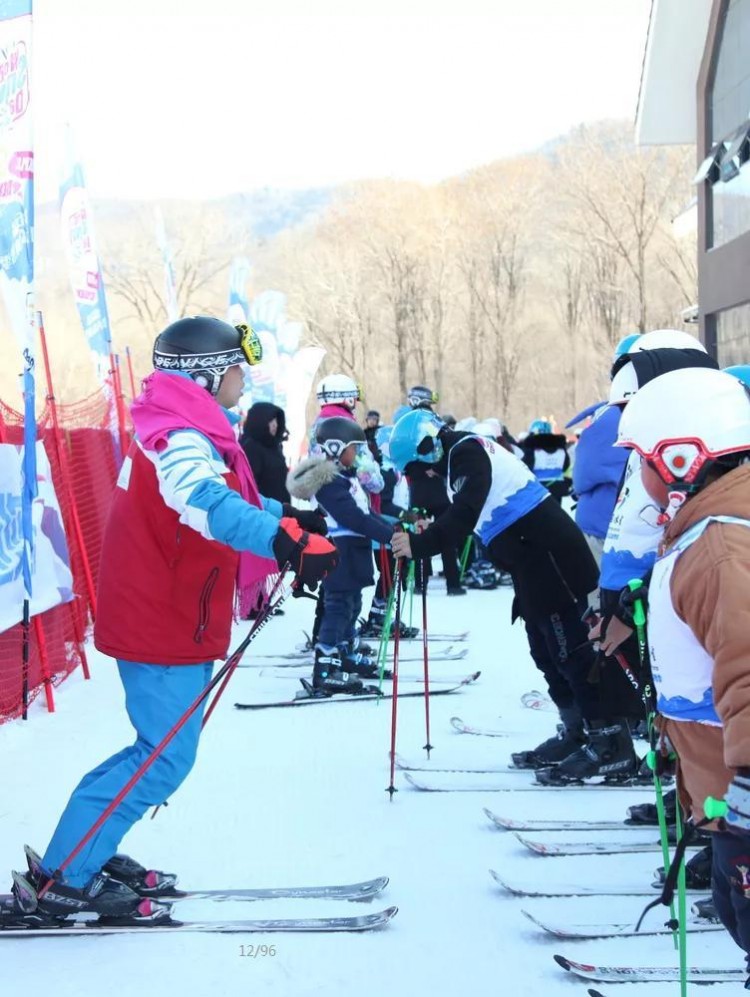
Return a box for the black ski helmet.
[407,385,438,409]
[315,416,366,461]
[153,316,262,396]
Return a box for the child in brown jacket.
[618,366,750,974]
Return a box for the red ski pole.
[421,561,433,757]
[386,559,403,801]
[38,569,290,897]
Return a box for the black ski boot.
[511,707,585,769]
[654,841,713,891]
[103,854,180,898]
[535,719,638,785]
[312,649,364,696]
[358,607,419,641]
[692,896,719,921]
[626,788,678,825]
[13,863,173,925]
[24,845,179,901]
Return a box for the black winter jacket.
[409,432,597,621]
[240,402,290,503]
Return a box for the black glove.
[615,579,650,627]
[272,517,338,590]
[282,504,328,536]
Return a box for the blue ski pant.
[317,589,363,650]
[712,830,750,970]
[42,660,213,888]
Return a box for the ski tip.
[553,954,572,972]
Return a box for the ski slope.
[0,583,742,996]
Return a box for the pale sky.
[33,0,652,201]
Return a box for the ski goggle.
[236,324,263,366]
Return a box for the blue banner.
[60,133,112,386]
[0,0,35,599]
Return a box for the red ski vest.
[94,444,240,665]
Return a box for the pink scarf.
[131,371,277,616]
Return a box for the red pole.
[38,313,98,625]
[124,346,138,401]
[32,616,55,713]
[421,568,433,757]
[386,560,403,800]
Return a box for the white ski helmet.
[617,367,750,491]
[316,373,360,407]
[608,363,640,406]
[627,329,707,354]
[473,418,503,439]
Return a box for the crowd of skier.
[4,313,750,981]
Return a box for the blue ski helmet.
[614,333,640,358]
[724,365,750,390]
[389,409,445,472]
[529,419,552,435]
[375,424,395,470]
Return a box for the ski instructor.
[9,316,336,928]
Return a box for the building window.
[713,158,750,245]
[716,301,750,364]
[711,0,750,145]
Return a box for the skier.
[239,401,290,504]
[287,417,394,693]
[363,409,381,456]
[403,385,465,596]
[312,374,383,496]
[6,317,337,928]
[520,419,571,504]
[591,331,718,724]
[388,410,639,782]
[617,366,750,973]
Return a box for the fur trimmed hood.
[287,455,340,500]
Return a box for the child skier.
[520,418,571,503]
[388,409,638,783]
[288,416,394,695]
[617,366,750,973]
[5,317,336,928]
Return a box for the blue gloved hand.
[725,771,750,832]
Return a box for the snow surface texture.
[0,582,742,996]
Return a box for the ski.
[484,809,644,832]
[403,771,658,792]
[0,876,390,911]
[0,906,399,937]
[450,717,508,738]
[521,909,721,939]
[553,954,744,985]
[382,631,468,643]
[235,672,481,710]
[396,756,530,774]
[489,869,702,898]
[246,647,467,665]
[513,832,701,857]
[520,689,555,711]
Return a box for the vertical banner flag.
[227,256,251,325]
[284,346,326,463]
[0,0,36,600]
[59,128,112,386]
[154,205,178,323]
[248,290,286,406]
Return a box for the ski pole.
[386,558,403,800]
[459,535,473,582]
[421,567,433,757]
[38,568,291,897]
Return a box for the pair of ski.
[0,875,396,937]
[491,870,719,942]
[401,769,661,793]
[483,809,683,854]
[244,646,468,667]
[235,671,481,710]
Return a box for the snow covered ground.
[0,582,743,996]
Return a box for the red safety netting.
[0,388,130,722]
